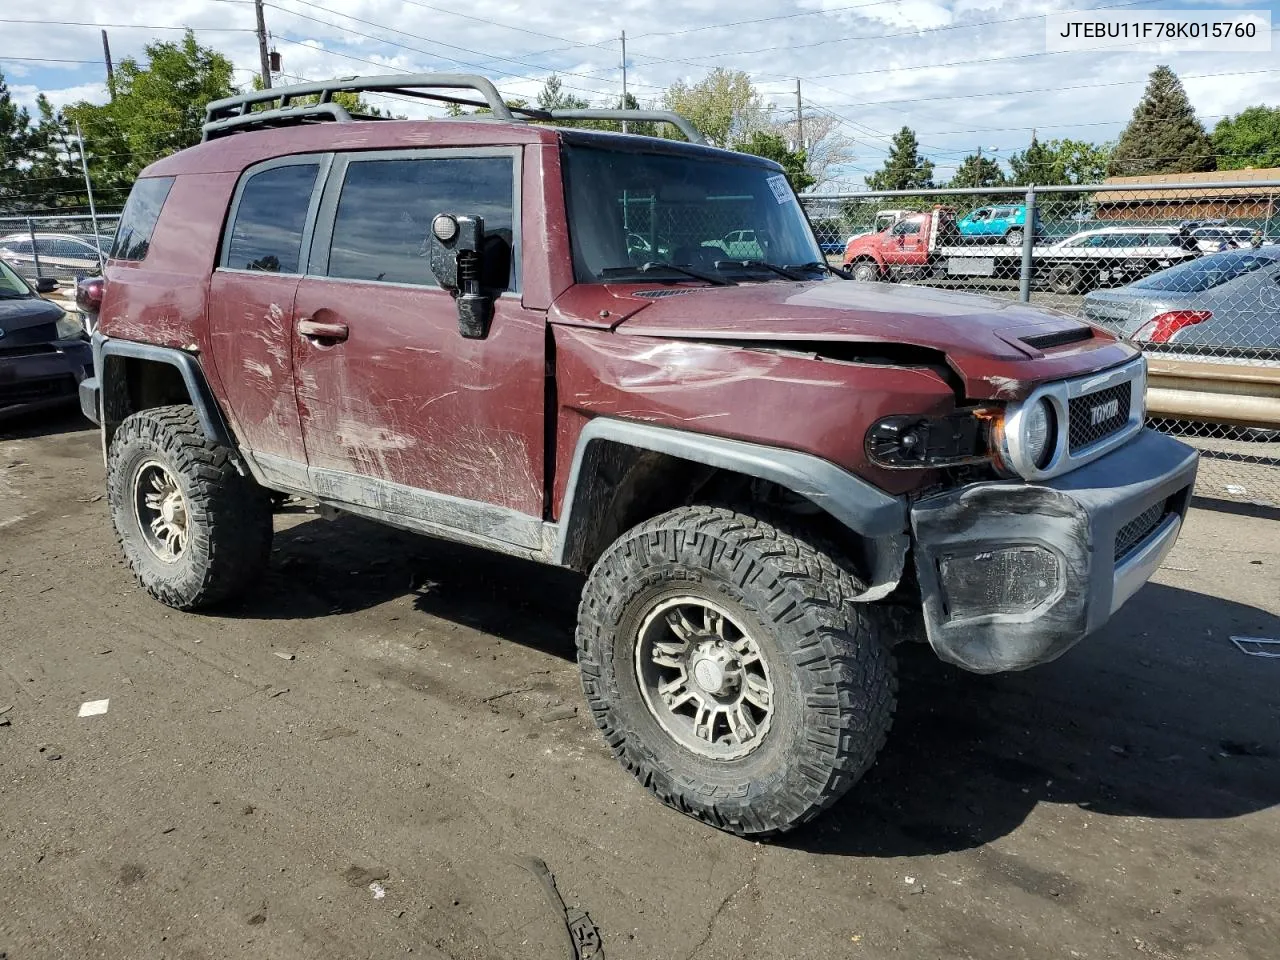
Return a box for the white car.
[1189,225,1255,253]
[1041,225,1199,294]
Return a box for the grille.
[1068,383,1132,453]
[631,289,694,299]
[1114,500,1168,562]
[1022,327,1093,350]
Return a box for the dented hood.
[552,280,1140,401]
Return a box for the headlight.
[1022,398,1055,469]
[55,313,86,341]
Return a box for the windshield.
[1131,250,1277,293]
[563,143,823,283]
[0,258,32,298]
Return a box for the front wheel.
[107,404,273,610]
[1048,263,1087,295]
[1004,228,1024,247]
[850,260,881,283]
[576,506,896,837]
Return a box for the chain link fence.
[0,213,121,284]
[802,178,1280,507]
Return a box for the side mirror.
[429,214,493,340]
[35,277,59,294]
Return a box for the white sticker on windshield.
[766,174,792,205]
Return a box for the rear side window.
[325,156,515,289]
[224,162,319,273]
[111,177,174,261]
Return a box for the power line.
[0,18,256,32]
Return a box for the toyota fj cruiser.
[80,75,1198,837]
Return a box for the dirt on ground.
[1,411,1278,960]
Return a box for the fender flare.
[553,418,910,596]
[94,334,236,448]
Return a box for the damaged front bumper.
[909,428,1198,673]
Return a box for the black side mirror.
[429,214,493,340]
[35,277,59,294]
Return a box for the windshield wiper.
[787,260,852,280]
[716,259,809,281]
[599,262,736,286]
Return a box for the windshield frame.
[0,257,33,298]
[559,133,824,285]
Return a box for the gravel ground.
[1,411,1278,960]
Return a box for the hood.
[551,279,1138,400]
[0,296,64,342]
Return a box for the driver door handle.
[297,318,349,343]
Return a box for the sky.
[3,0,1278,190]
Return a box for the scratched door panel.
[207,270,306,464]
[292,280,546,517]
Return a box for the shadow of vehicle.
[786,581,1280,857]
[225,513,1280,854]
[223,512,582,663]
[0,405,93,440]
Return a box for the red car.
[79,74,1197,836]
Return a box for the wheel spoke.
[651,639,687,670]
[665,608,698,642]
[703,607,725,638]
[744,674,772,710]
[726,704,756,744]
[692,701,716,742]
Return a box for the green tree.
[947,153,1006,188]
[865,127,934,191]
[0,70,36,213]
[1212,106,1280,170]
[662,69,764,148]
[732,130,815,192]
[1009,136,1111,185]
[23,95,87,210]
[62,30,236,206]
[1108,65,1214,175]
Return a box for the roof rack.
[202,74,705,145]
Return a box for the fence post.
[1018,185,1036,303]
[26,218,42,280]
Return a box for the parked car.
[0,232,111,281]
[79,73,1197,838]
[1188,225,1256,252]
[1040,225,1199,293]
[0,256,92,418]
[957,204,1041,246]
[1081,247,1280,357]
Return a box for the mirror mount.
[429,214,494,340]
[34,276,59,294]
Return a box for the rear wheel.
[1048,263,1087,295]
[576,505,896,837]
[1004,228,1024,247]
[107,404,272,610]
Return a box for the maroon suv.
[79,75,1198,836]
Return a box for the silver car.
[1081,248,1280,358]
[0,233,110,281]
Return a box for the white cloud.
[3,0,1277,184]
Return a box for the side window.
[4,239,33,256]
[34,238,56,257]
[325,155,515,289]
[892,219,922,236]
[224,163,319,273]
[111,176,175,261]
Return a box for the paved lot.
[2,412,1278,960]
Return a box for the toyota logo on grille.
[1090,398,1120,426]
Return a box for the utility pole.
[795,78,803,155]
[620,31,627,134]
[975,144,981,188]
[101,30,115,100]
[254,0,272,89]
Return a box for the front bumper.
[0,339,93,419]
[909,428,1198,673]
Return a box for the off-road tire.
[107,404,272,610]
[576,505,896,837]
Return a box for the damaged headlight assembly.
[865,399,1058,477]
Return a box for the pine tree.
[865,127,934,191]
[947,153,1006,188]
[1008,132,1055,185]
[1108,65,1214,175]
[0,70,36,214]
